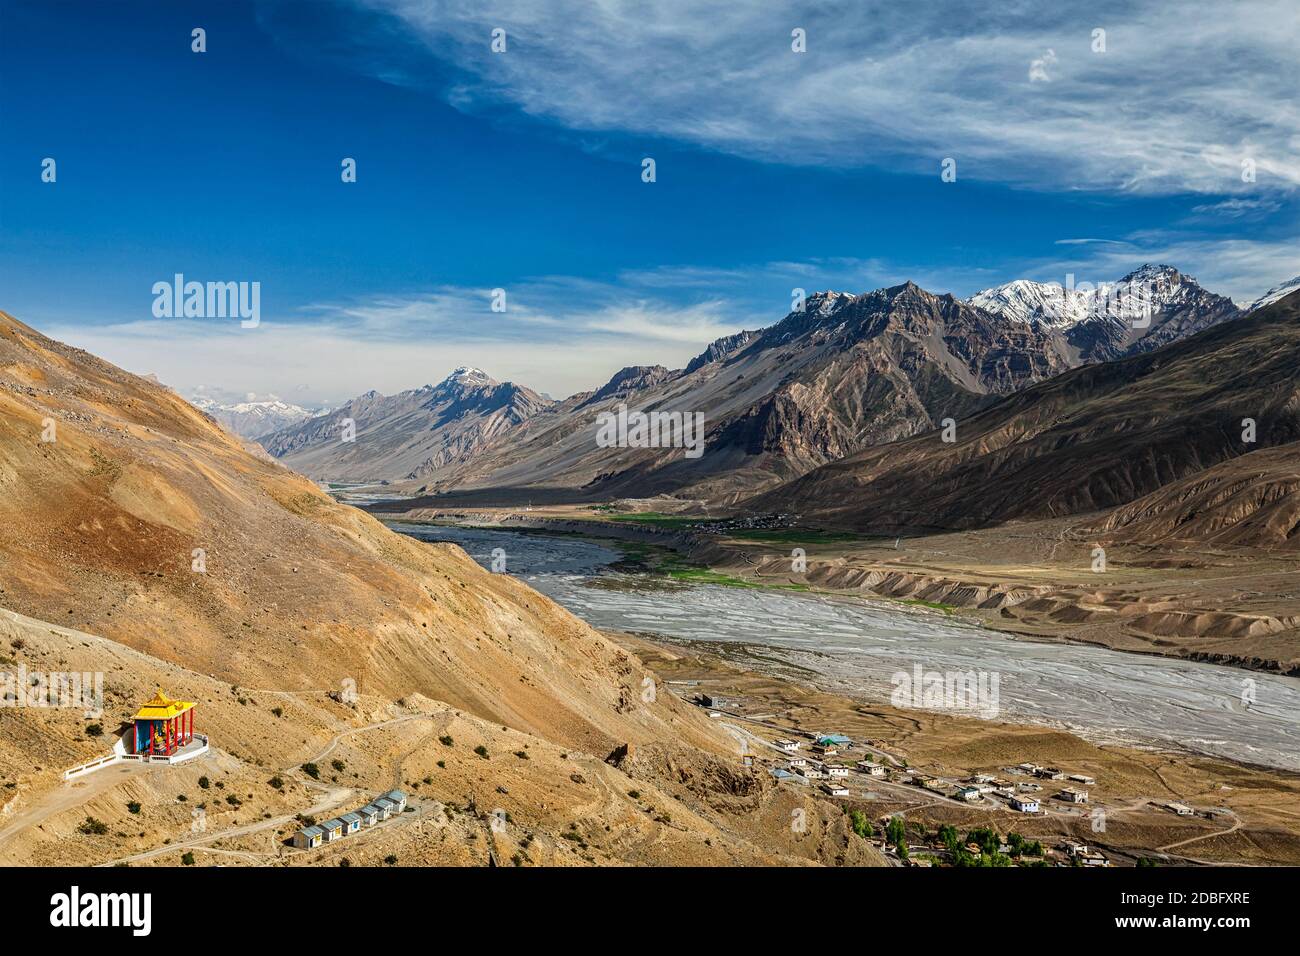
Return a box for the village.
[39,681,1233,869]
[690,691,1226,867]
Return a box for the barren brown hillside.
[0,607,882,867]
[1089,441,1300,550]
[0,310,724,759]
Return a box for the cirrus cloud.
[336,0,1300,194]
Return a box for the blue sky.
[1,0,1296,404]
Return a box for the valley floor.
[618,633,1300,866]
[378,502,1300,677]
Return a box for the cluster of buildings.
[1002,764,1098,811]
[690,513,800,535]
[763,732,1110,824]
[769,734,882,797]
[293,790,407,849]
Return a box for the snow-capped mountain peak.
[1249,275,1300,312]
[439,366,496,388]
[968,265,1217,330]
[967,278,1097,328]
[191,396,321,440]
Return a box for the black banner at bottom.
[0,863,1279,940]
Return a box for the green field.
[604,511,703,529]
[896,598,958,614]
[664,566,811,591]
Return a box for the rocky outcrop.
[685,329,760,373]
[581,365,678,406]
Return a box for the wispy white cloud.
[43,268,770,403]
[342,0,1300,194]
[1185,198,1282,222]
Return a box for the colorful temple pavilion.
[129,688,197,757]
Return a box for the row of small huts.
[293,790,407,849]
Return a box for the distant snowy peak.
[968,279,1094,328]
[442,365,494,386]
[1249,276,1300,312]
[968,264,1215,328]
[191,396,319,440]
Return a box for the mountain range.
[257,265,1246,503]
[191,395,320,440]
[750,287,1300,549]
[260,367,553,482]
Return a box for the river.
[389,522,1300,772]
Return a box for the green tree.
[886,815,907,850]
[937,824,960,852]
[848,809,871,839]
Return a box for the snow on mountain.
[1249,276,1300,312]
[968,278,1097,328]
[968,264,1219,329]
[442,366,494,387]
[191,396,321,440]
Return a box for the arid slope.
[0,311,724,760]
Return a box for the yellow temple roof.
[132,687,196,720]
